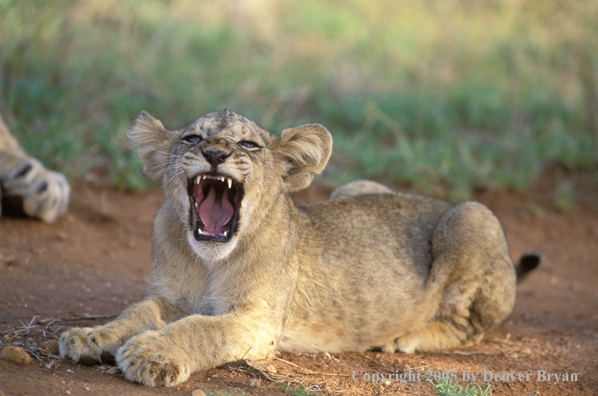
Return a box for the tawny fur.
[60,110,521,387]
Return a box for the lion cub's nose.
[202,148,230,167]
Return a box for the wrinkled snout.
[200,138,233,168]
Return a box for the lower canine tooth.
[223,231,228,237]
[197,229,203,234]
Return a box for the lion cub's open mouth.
[188,174,243,242]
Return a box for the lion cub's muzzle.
[188,171,243,243]
[200,138,233,166]
[201,147,231,169]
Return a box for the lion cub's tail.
[515,252,542,284]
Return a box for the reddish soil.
[0,173,597,396]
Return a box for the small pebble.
[265,364,277,373]
[3,334,12,343]
[249,378,260,387]
[521,348,532,355]
[323,352,331,359]
[191,389,206,396]
[0,346,32,365]
[106,366,119,375]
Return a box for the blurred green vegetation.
[1,0,596,198]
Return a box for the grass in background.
[273,382,322,396]
[1,0,596,198]
[431,379,492,396]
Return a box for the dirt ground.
[0,172,597,396]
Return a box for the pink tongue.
[199,185,234,235]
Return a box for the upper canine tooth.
[227,178,232,189]
[195,177,200,184]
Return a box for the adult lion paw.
[20,165,70,223]
[1,155,70,223]
[116,331,192,387]
[59,327,121,366]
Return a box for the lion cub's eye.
[239,141,259,149]
[183,135,202,144]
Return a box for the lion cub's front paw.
[59,327,121,366]
[116,331,193,387]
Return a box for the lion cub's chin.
[187,232,239,263]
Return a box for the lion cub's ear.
[128,111,178,183]
[271,123,332,192]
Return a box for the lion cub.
[60,110,539,387]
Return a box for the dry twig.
[53,314,117,322]
[441,351,498,356]
[272,356,349,377]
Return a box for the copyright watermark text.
[351,369,579,385]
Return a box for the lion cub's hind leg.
[384,321,484,354]
[330,180,394,200]
[390,202,517,353]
